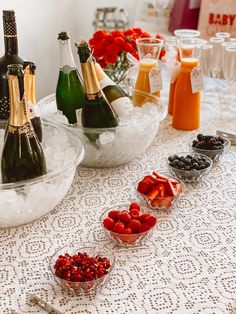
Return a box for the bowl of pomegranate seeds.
[50,242,115,295]
[136,172,184,210]
[100,203,157,247]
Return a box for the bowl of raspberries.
[101,203,157,247]
[50,242,115,295]
[191,133,231,161]
[167,152,212,183]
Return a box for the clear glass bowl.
[38,90,167,168]
[167,152,213,183]
[49,242,115,295]
[100,204,157,247]
[135,176,184,210]
[0,121,84,228]
[190,136,231,161]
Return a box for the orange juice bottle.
[134,58,160,106]
[172,58,200,130]
[133,38,163,106]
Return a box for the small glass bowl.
[136,176,184,210]
[190,136,231,161]
[49,242,115,295]
[100,204,157,247]
[167,152,213,183]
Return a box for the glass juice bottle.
[172,38,206,130]
[168,29,200,115]
[133,38,163,106]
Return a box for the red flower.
[133,28,142,35]
[111,30,125,38]
[140,32,152,38]
[104,34,114,44]
[93,30,108,42]
[113,37,126,50]
[124,29,134,36]
[124,42,134,53]
[98,59,107,68]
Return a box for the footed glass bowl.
[38,90,167,168]
[50,242,115,295]
[0,121,84,228]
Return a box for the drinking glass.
[200,44,213,104]
[222,47,236,113]
[174,29,200,39]
[216,32,230,41]
[209,37,224,79]
[230,38,236,42]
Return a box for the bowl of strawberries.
[100,203,157,247]
[136,171,184,210]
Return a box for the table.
[0,85,236,314]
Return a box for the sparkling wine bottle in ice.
[76,41,118,142]
[23,61,42,142]
[1,64,47,183]
[56,32,84,124]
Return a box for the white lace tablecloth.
[1,83,236,314]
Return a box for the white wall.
[0,0,136,100]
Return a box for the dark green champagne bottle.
[23,61,42,142]
[0,10,24,123]
[76,41,118,141]
[56,32,84,124]
[1,64,47,183]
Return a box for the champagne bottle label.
[27,102,40,119]
[99,76,116,89]
[110,97,133,117]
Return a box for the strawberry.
[140,223,151,233]
[147,186,160,200]
[139,213,151,223]
[158,183,167,197]
[122,228,132,235]
[143,175,158,185]
[129,202,140,211]
[137,181,150,194]
[112,222,125,234]
[127,219,142,233]
[118,211,131,223]
[108,210,119,220]
[151,198,172,208]
[165,179,176,196]
[145,215,157,227]
[130,208,139,219]
[103,218,114,230]
[152,171,178,185]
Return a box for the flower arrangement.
[89,28,165,84]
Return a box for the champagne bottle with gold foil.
[0,10,24,123]
[1,64,47,183]
[23,61,42,142]
[76,41,118,141]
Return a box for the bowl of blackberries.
[167,152,213,183]
[191,134,231,161]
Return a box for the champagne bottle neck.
[81,60,101,95]
[58,39,76,69]
[8,74,30,128]
[3,14,19,56]
[24,68,36,105]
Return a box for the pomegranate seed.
[129,202,140,211]
[103,217,114,230]
[130,208,139,219]
[112,222,125,234]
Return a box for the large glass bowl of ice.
[38,90,166,168]
[0,121,84,228]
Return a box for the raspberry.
[145,215,157,227]
[139,213,151,223]
[130,208,140,219]
[103,218,114,230]
[108,210,119,221]
[140,223,151,233]
[129,202,140,211]
[127,219,141,233]
[118,211,131,223]
[112,222,125,234]
[122,228,133,235]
